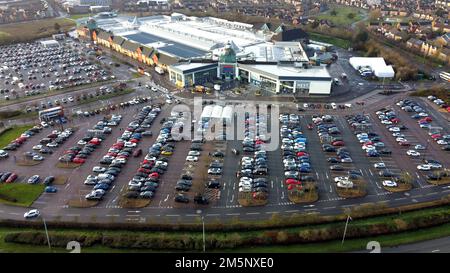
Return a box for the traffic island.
[67,199,99,208]
[55,162,82,169]
[238,192,268,207]
[383,182,412,192]
[427,178,450,186]
[336,180,367,199]
[15,158,43,166]
[52,176,68,185]
[288,182,319,204]
[118,197,150,209]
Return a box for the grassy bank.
[2,204,450,251]
[0,184,45,207]
[0,18,75,45]
[411,86,450,105]
[308,32,352,49]
[0,124,34,148]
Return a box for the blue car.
[94,183,110,191]
[45,186,57,193]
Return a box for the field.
[315,6,364,26]
[0,18,75,45]
[0,125,34,148]
[308,32,352,49]
[0,183,45,207]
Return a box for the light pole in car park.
[341,214,352,245]
[196,209,206,252]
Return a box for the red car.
[130,138,139,143]
[390,118,400,123]
[398,141,410,146]
[297,151,308,157]
[307,123,313,130]
[285,178,301,185]
[149,172,159,179]
[287,184,302,191]
[138,167,151,174]
[106,152,118,157]
[5,173,18,183]
[72,158,86,164]
[431,134,442,139]
[422,117,432,122]
[332,141,345,146]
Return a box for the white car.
[112,158,127,164]
[396,137,407,143]
[77,140,87,145]
[32,145,43,150]
[374,162,386,169]
[428,163,442,169]
[68,96,74,102]
[414,144,426,150]
[186,156,198,162]
[188,151,200,156]
[24,209,40,219]
[337,181,353,188]
[239,186,252,192]
[0,150,8,158]
[240,177,253,184]
[381,120,392,125]
[46,142,58,148]
[92,166,106,173]
[32,155,44,161]
[389,127,400,132]
[382,180,397,187]
[124,142,137,148]
[334,176,349,183]
[406,150,420,157]
[437,140,448,145]
[417,164,432,171]
[392,133,404,137]
[418,112,428,117]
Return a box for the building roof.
[96,30,113,41]
[141,45,154,57]
[238,63,332,81]
[112,35,125,46]
[157,52,178,65]
[271,28,308,42]
[170,62,217,74]
[122,39,141,52]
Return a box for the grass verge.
[383,182,413,192]
[308,32,352,49]
[288,182,319,204]
[0,184,45,207]
[118,197,150,209]
[336,180,367,198]
[55,162,82,169]
[0,125,34,148]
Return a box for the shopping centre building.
[77,13,333,95]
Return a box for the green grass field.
[308,32,352,49]
[0,18,75,45]
[0,125,34,148]
[0,184,45,207]
[315,6,364,26]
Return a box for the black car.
[327,157,339,163]
[206,180,221,189]
[174,194,189,203]
[379,170,395,177]
[212,151,224,157]
[194,195,209,205]
[181,174,193,180]
[43,176,55,185]
[175,184,190,191]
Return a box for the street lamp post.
[43,217,51,250]
[341,215,352,245]
[196,210,206,252]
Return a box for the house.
[436,33,450,47]
[397,22,410,31]
[432,21,450,33]
[421,42,438,56]
[385,28,406,41]
[437,47,450,64]
[271,27,309,42]
[406,38,424,50]
[121,40,141,59]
